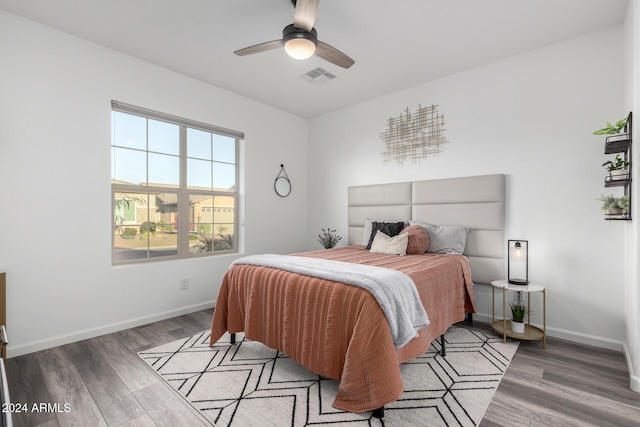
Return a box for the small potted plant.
[602,155,629,180]
[318,227,342,249]
[593,117,629,135]
[594,116,631,152]
[598,194,629,215]
[509,303,529,334]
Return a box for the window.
[111,101,242,264]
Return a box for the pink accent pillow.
[400,225,430,254]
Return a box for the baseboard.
[471,311,625,352]
[7,300,216,358]
[623,342,640,393]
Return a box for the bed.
[210,173,505,416]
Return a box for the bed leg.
[372,407,384,418]
[440,334,446,357]
[467,312,473,322]
[230,333,236,344]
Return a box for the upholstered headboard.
[347,174,505,285]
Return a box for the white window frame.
[111,100,243,265]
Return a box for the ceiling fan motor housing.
[283,24,318,59]
[283,24,317,45]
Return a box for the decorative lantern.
[508,240,528,285]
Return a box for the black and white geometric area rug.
[139,327,518,427]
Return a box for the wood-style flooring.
[5,309,640,426]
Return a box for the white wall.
[0,7,633,366]
[308,25,627,349]
[0,11,310,357]
[624,0,640,393]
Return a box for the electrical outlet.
[180,278,189,290]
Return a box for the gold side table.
[491,279,546,349]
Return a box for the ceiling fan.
[234,0,355,69]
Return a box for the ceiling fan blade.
[293,0,319,32]
[316,41,355,69]
[234,39,284,56]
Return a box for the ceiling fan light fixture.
[285,38,316,59]
[283,24,317,60]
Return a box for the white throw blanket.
[232,254,430,347]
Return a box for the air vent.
[300,67,336,86]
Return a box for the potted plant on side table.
[510,303,529,334]
[318,227,342,249]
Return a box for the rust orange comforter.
[210,245,475,413]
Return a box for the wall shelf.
[604,136,631,154]
[604,175,630,187]
[602,112,632,221]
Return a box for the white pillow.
[361,218,410,246]
[409,220,468,255]
[369,230,408,255]
[361,218,374,245]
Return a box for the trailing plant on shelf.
[318,227,342,249]
[598,194,629,214]
[602,154,629,179]
[593,117,629,135]
[602,154,629,173]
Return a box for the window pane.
[146,191,178,258]
[213,195,235,252]
[114,192,144,227]
[187,158,212,190]
[188,194,235,253]
[114,197,136,222]
[148,153,179,187]
[213,162,236,191]
[214,134,236,164]
[148,119,179,155]
[113,191,149,262]
[112,147,146,185]
[112,111,146,150]
[187,128,212,160]
[113,191,178,262]
[190,194,214,254]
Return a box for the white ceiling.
[0,0,629,118]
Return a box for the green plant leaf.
[593,117,629,135]
[615,118,628,128]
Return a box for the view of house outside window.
[111,102,241,264]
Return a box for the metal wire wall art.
[380,104,448,165]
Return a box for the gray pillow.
[409,220,468,254]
